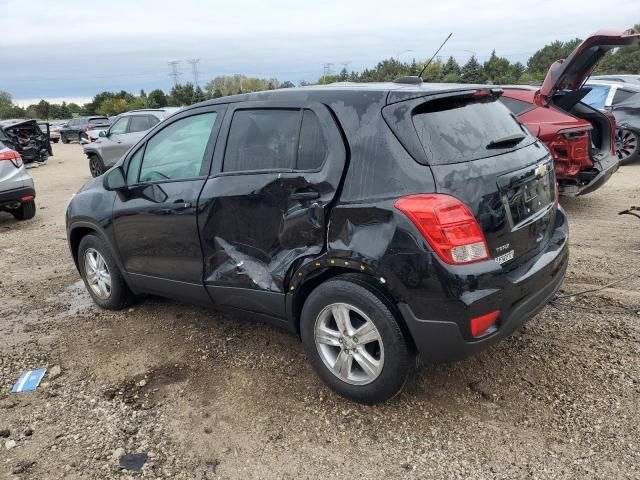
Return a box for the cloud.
[1,0,638,102]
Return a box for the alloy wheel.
[616,129,639,162]
[84,248,111,299]
[89,157,103,177]
[314,303,384,385]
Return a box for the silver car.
[0,140,36,220]
[83,108,179,177]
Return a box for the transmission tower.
[322,63,334,78]
[188,59,201,87]
[168,61,181,86]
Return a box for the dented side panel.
[198,100,347,316]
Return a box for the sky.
[1,0,639,105]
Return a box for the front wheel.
[61,134,69,144]
[78,234,134,309]
[300,275,412,404]
[616,129,640,164]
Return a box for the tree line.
[1,25,639,120]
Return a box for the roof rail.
[392,76,424,85]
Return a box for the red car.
[501,29,640,195]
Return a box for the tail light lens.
[0,149,23,168]
[395,194,489,265]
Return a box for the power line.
[168,61,181,87]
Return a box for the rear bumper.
[399,208,569,363]
[0,186,36,208]
[575,154,618,196]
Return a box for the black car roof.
[183,81,494,110]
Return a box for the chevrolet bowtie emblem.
[534,164,548,178]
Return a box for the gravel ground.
[1,143,639,479]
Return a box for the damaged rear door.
[198,101,346,320]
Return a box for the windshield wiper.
[486,133,526,149]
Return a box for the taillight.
[470,310,500,337]
[395,194,489,265]
[0,149,23,168]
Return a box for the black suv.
[60,116,110,143]
[66,82,569,404]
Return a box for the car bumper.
[0,186,36,208]
[399,207,569,363]
[575,154,619,196]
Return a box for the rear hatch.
[384,89,557,266]
[539,29,640,99]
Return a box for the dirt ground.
[1,142,639,479]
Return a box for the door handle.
[172,200,192,210]
[290,190,320,201]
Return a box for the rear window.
[582,85,610,110]
[412,98,532,164]
[88,117,109,125]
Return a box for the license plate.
[495,250,514,265]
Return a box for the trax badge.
[534,164,548,178]
[495,250,515,265]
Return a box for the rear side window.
[499,97,533,116]
[223,109,328,172]
[138,112,217,183]
[89,117,109,125]
[128,115,155,133]
[297,110,328,170]
[223,110,299,172]
[412,98,530,164]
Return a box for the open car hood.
[539,29,640,99]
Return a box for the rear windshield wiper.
[486,134,526,149]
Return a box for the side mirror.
[103,166,126,190]
[99,130,107,138]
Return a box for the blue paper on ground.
[11,368,47,393]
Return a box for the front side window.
[137,112,217,183]
[126,147,143,184]
[110,117,129,135]
[223,109,300,172]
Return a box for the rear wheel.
[616,129,639,164]
[78,234,134,309]
[11,201,36,220]
[300,275,412,404]
[89,155,105,177]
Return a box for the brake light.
[0,149,23,168]
[470,310,500,337]
[395,194,489,264]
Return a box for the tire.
[616,128,640,164]
[78,233,134,310]
[61,134,69,144]
[51,138,59,143]
[78,133,83,143]
[300,274,413,404]
[89,155,105,177]
[11,201,36,220]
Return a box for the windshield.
[412,97,533,164]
